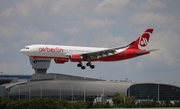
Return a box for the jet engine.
[69,54,82,62]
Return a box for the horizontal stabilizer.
[136,49,158,55]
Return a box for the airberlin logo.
[39,47,63,52]
[138,33,150,50]
[140,38,148,47]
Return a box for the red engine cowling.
[54,58,69,64]
[70,54,82,62]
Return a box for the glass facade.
[127,83,180,101]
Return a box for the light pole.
[18,86,20,101]
[71,83,73,102]
[7,88,9,99]
[156,80,161,102]
[39,84,42,98]
[84,81,85,102]
[129,86,130,97]
[59,84,61,100]
[102,81,104,102]
[29,85,31,100]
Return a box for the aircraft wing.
[65,43,131,59]
[82,45,130,59]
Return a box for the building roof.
[0,75,31,79]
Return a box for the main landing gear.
[77,62,95,70]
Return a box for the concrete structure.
[0,73,180,101]
[0,75,31,97]
[30,73,105,81]
[29,57,51,74]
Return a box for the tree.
[124,96,136,108]
[112,93,124,106]
[174,101,180,107]
[58,99,74,109]
[73,100,87,108]
[93,102,104,108]
[165,100,173,107]
[104,102,111,108]
[27,98,59,109]
[0,96,12,109]
[85,96,93,108]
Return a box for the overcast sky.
[0,0,180,86]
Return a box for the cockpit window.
[25,47,29,49]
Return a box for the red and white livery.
[20,28,157,69]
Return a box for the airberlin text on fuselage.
[39,47,63,53]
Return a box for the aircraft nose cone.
[20,49,28,55]
[20,49,24,53]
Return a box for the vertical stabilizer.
[128,28,153,50]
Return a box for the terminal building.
[0,57,180,102]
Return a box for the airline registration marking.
[39,47,63,53]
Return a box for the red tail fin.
[128,28,153,50]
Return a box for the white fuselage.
[20,44,126,58]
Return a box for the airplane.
[20,28,157,70]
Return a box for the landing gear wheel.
[86,63,91,66]
[81,66,86,70]
[77,63,82,67]
[90,65,95,69]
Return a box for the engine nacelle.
[69,54,82,62]
[54,58,69,64]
